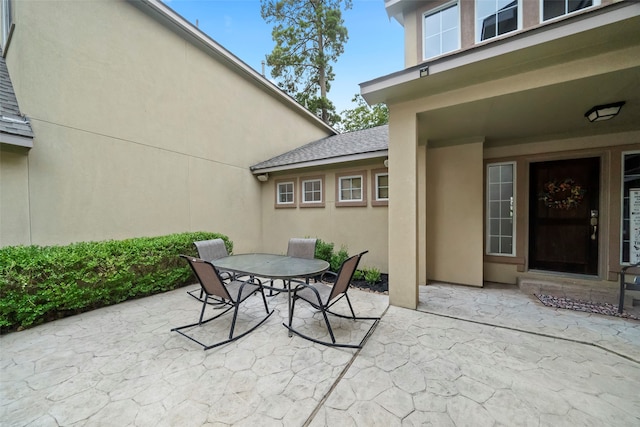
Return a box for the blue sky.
[166,0,404,113]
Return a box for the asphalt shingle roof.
[251,125,388,171]
[0,54,33,139]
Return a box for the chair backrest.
[287,238,317,259]
[327,251,368,303]
[180,255,231,301]
[194,239,229,262]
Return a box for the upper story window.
[423,2,459,60]
[336,170,367,207]
[542,0,598,22]
[477,0,519,42]
[300,176,325,208]
[275,179,296,208]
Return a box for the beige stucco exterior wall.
[426,141,484,287]
[0,146,30,246]
[0,0,331,251]
[259,161,389,273]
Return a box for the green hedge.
[0,232,231,333]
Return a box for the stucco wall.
[426,141,484,287]
[0,146,30,246]
[259,161,389,273]
[1,0,331,251]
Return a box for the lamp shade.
[584,101,625,122]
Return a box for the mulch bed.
[536,294,640,321]
[324,273,389,294]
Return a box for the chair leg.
[319,308,336,344]
[229,304,240,339]
[344,293,357,319]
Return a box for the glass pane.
[501,237,513,254]
[378,188,389,199]
[441,28,458,54]
[543,0,564,20]
[378,175,388,186]
[490,183,500,200]
[352,177,362,189]
[501,219,513,237]
[497,7,517,35]
[501,164,513,182]
[501,183,513,200]
[441,5,458,31]
[424,13,440,37]
[353,189,361,200]
[490,201,500,217]
[341,189,350,200]
[425,35,441,59]
[490,219,500,235]
[490,236,500,253]
[569,0,591,13]
[489,165,500,183]
[341,179,351,191]
[500,201,511,217]
[476,0,495,19]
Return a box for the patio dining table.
[212,253,330,336]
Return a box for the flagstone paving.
[1,283,638,426]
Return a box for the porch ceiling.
[419,66,640,147]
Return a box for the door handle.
[590,216,598,241]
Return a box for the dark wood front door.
[529,158,600,275]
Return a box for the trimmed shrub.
[0,232,230,333]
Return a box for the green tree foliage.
[261,0,352,126]
[338,94,389,132]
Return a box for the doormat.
[535,294,639,321]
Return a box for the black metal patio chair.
[187,238,232,304]
[172,255,273,350]
[284,250,381,349]
[266,237,317,296]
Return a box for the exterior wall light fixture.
[584,101,625,122]
[256,173,269,182]
[383,158,389,168]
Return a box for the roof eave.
[251,150,389,174]
[361,1,640,105]
[1,133,33,148]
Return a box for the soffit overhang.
[361,2,640,146]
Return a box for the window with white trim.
[376,173,388,201]
[276,180,295,208]
[423,2,459,60]
[541,0,598,22]
[621,151,640,263]
[477,0,519,42]
[336,170,367,207]
[486,162,515,256]
[300,176,324,207]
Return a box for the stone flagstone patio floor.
[1,282,639,426]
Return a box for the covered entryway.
[528,157,600,275]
